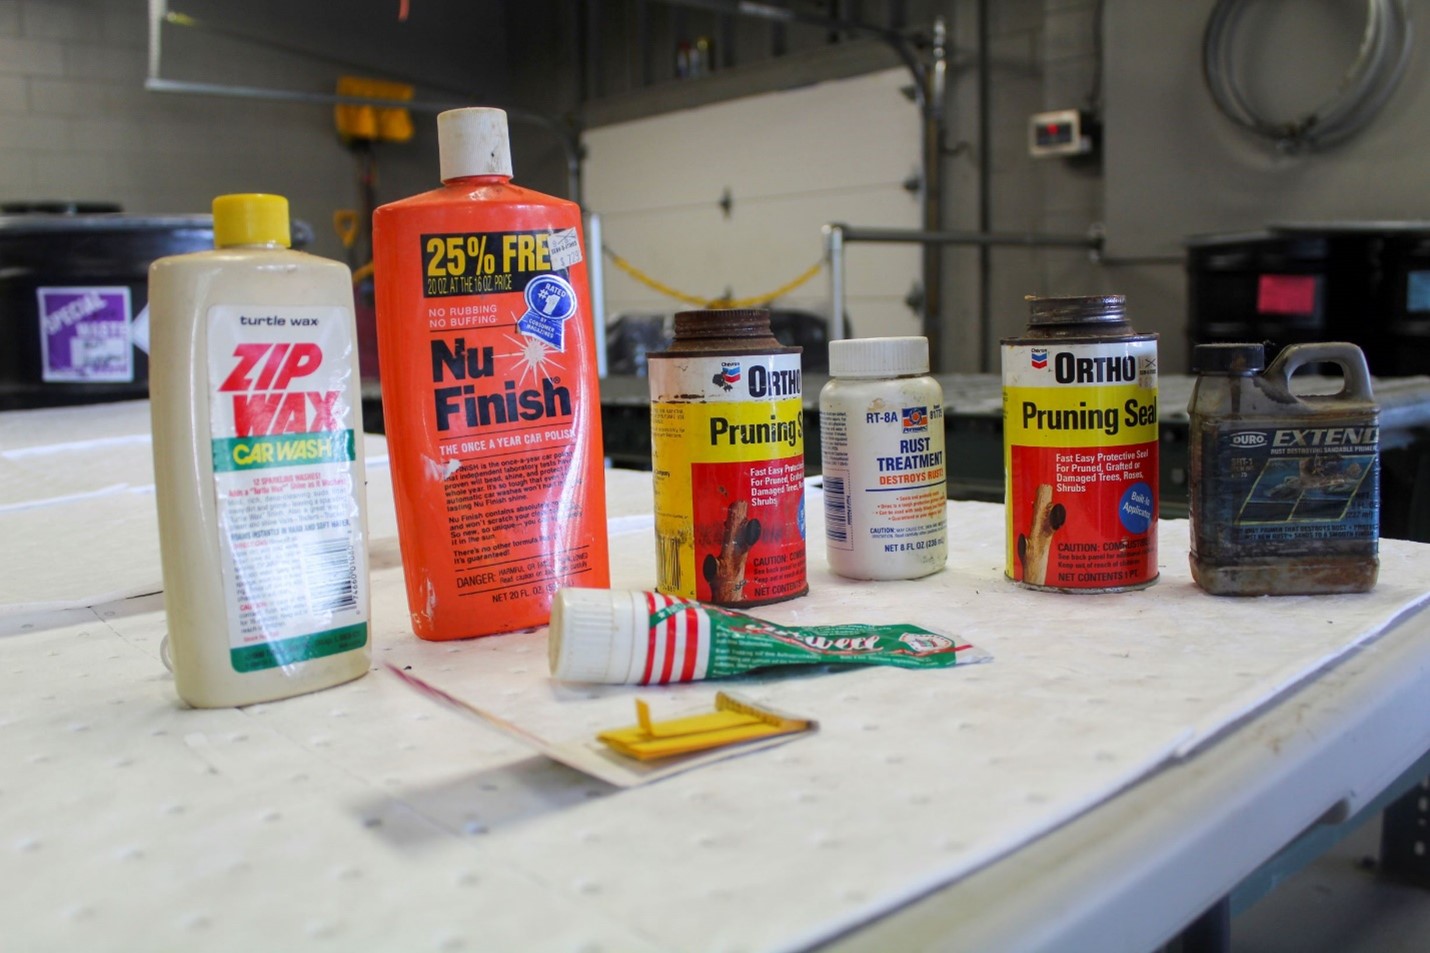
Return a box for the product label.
[1002,340,1159,589]
[547,227,583,271]
[650,354,807,605]
[208,305,368,672]
[1195,418,1379,558]
[822,397,946,560]
[402,224,602,629]
[635,591,988,684]
[421,229,567,299]
[514,273,578,350]
[37,286,133,382]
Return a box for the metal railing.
[822,223,1105,369]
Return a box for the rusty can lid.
[1026,294,1126,326]
[673,309,775,340]
[658,308,797,355]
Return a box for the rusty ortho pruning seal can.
[1002,295,1159,592]
[648,309,808,607]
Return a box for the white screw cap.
[438,107,513,181]
[829,336,930,378]
[549,588,644,684]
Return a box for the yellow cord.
[349,249,825,306]
[605,247,824,309]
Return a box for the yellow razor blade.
[598,693,811,761]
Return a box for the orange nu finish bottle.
[373,107,609,640]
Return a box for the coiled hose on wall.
[1203,0,1413,152]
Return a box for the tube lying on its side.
[549,588,990,685]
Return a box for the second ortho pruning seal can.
[649,309,807,607]
[1002,295,1159,591]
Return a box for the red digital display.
[1256,274,1319,315]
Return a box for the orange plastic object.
[335,76,414,143]
[372,110,609,640]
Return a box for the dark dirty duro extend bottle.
[1188,341,1380,596]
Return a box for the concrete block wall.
[0,0,1131,365]
[940,0,1144,372]
[1027,0,1186,376]
[0,0,509,263]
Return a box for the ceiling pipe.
[650,0,930,104]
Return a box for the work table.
[2,400,1428,952]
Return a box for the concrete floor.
[1231,815,1430,953]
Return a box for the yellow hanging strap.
[604,246,824,310]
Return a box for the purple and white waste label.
[37,286,134,382]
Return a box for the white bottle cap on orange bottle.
[437,107,513,181]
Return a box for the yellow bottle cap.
[212,193,291,248]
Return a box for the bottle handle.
[1264,342,1374,401]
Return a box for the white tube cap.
[549,588,643,683]
[438,107,513,181]
[829,336,930,378]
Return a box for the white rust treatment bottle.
[820,336,947,580]
[148,193,371,707]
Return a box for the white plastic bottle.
[148,193,371,707]
[820,336,948,580]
